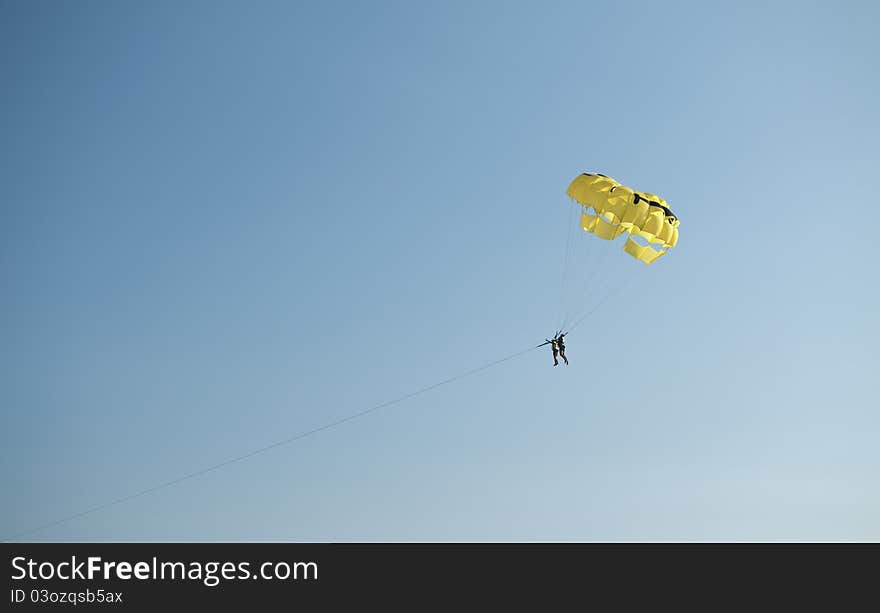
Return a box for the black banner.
[2,543,874,610]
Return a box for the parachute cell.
[565,172,680,263]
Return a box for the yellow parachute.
[566,173,679,264]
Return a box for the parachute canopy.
[566,173,679,264]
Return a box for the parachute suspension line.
[565,210,600,327]
[2,344,541,542]
[565,233,616,329]
[566,270,641,334]
[562,207,582,330]
[558,197,578,331]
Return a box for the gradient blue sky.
[2,0,878,541]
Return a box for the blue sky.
[2,0,878,541]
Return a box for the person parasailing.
[538,331,569,366]
[556,332,569,365]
